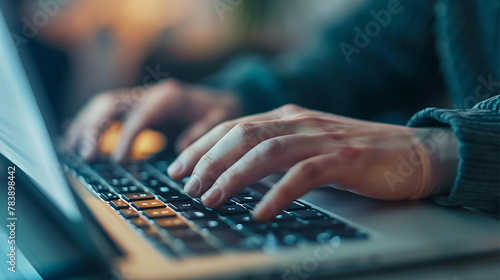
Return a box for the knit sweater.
[204,0,500,215]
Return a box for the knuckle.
[278,103,302,116]
[160,78,180,91]
[297,161,320,179]
[234,122,258,138]
[338,145,369,169]
[200,153,218,171]
[291,115,322,125]
[157,79,183,99]
[260,137,286,156]
[321,132,345,141]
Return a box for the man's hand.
[168,104,459,222]
[63,79,242,162]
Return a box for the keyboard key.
[159,194,191,203]
[168,200,205,211]
[331,227,364,239]
[110,199,129,209]
[110,178,130,187]
[132,171,151,181]
[290,228,333,242]
[271,220,306,231]
[232,191,263,203]
[116,185,142,193]
[153,160,170,171]
[281,231,311,245]
[130,217,150,229]
[155,217,188,229]
[182,209,217,220]
[226,214,253,224]
[168,228,201,241]
[143,208,176,219]
[215,205,249,215]
[119,208,139,219]
[183,239,217,254]
[243,201,260,210]
[273,212,295,221]
[151,185,179,195]
[210,228,246,246]
[99,171,119,180]
[290,209,326,219]
[100,191,119,201]
[132,199,165,210]
[146,179,160,187]
[236,222,268,234]
[110,178,120,186]
[123,192,154,201]
[90,183,107,192]
[305,217,347,229]
[142,228,161,240]
[285,201,310,211]
[193,218,230,230]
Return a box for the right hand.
[63,79,242,162]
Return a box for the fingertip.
[252,202,276,223]
[167,161,184,179]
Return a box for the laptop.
[0,3,498,280]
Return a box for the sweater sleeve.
[407,95,500,216]
[203,0,442,121]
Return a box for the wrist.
[415,128,459,196]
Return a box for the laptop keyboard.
[69,159,367,258]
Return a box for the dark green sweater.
[205,0,500,215]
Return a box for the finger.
[253,150,358,222]
[112,88,171,162]
[174,110,225,153]
[182,118,297,197]
[168,109,283,180]
[200,134,325,208]
[63,93,121,161]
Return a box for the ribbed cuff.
[407,107,500,216]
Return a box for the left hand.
[168,104,459,222]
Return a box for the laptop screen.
[0,6,82,223]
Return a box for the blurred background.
[13,0,367,123]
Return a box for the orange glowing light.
[99,122,166,160]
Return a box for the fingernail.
[201,185,222,207]
[167,161,182,177]
[184,174,201,197]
